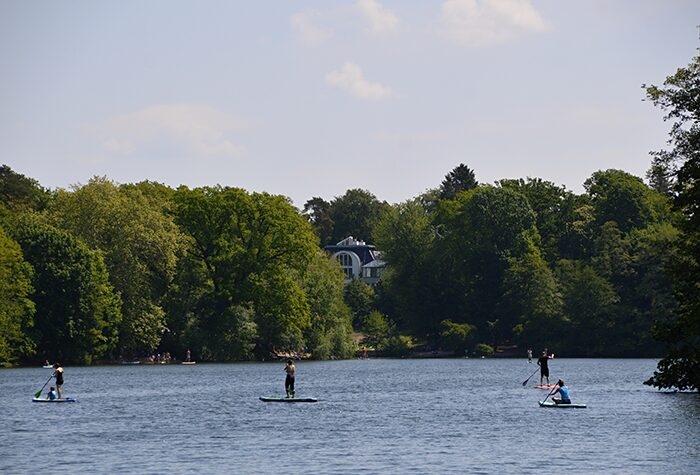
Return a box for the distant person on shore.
[527,348,532,363]
[284,359,295,398]
[552,379,572,405]
[537,351,551,386]
[47,386,58,400]
[53,363,64,398]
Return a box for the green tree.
[330,189,389,244]
[556,260,619,356]
[0,226,35,366]
[173,186,318,359]
[435,186,538,341]
[303,197,334,245]
[14,221,121,364]
[343,278,376,329]
[439,319,474,355]
[498,178,580,263]
[362,310,392,350]
[584,169,666,233]
[0,165,50,211]
[49,177,183,355]
[439,163,478,200]
[299,251,354,359]
[501,250,564,352]
[373,199,436,335]
[643,50,700,389]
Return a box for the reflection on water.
[1,359,698,474]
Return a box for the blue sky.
[2,0,699,206]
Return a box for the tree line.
[1,46,698,391]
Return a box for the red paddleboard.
[532,384,556,389]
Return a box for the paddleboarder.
[185,349,191,362]
[284,359,295,398]
[537,351,551,386]
[53,363,64,399]
[527,348,532,363]
[551,379,572,405]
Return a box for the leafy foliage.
[643,50,700,390]
[13,221,121,364]
[0,226,35,366]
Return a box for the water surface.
[1,358,698,474]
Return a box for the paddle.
[540,383,559,406]
[522,367,539,386]
[34,372,54,398]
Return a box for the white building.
[324,236,386,285]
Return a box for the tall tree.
[330,189,388,244]
[173,186,319,359]
[13,221,121,364]
[644,48,700,390]
[0,226,35,366]
[343,278,376,329]
[49,177,184,356]
[303,197,334,245]
[434,186,538,343]
[498,178,580,263]
[298,251,353,359]
[584,169,667,233]
[0,165,50,211]
[373,199,436,335]
[439,164,478,200]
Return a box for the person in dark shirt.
[284,359,295,398]
[53,363,64,399]
[537,351,551,386]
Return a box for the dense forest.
[1,50,698,391]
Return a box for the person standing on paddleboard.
[537,351,552,386]
[284,359,295,398]
[53,363,64,398]
[527,348,532,363]
[551,379,572,405]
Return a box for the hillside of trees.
[1,47,698,392]
[0,161,677,366]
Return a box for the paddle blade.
[34,390,42,398]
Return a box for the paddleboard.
[259,396,317,403]
[32,397,78,403]
[532,384,557,389]
[538,400,586,408]
[42,365,53,369]
[118,361,141,365]
[181,361,196,365]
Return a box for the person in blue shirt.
[552,379,572,404]
[47,386,58,400]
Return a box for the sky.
[2,0,700,207]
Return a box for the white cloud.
[325,62,394,100]
[438,0,549,47]
[356,0,399,34]
[291,10,334,45]
[86,103,246,159]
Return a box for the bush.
[474,343,494,357]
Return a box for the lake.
[1,358,698,474]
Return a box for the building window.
[337,253,354,278]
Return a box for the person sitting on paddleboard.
[552,379,572,405]
[284,359,295,398]
[53,363,64,399]
[537,351,552,386]
[47,386,58,400]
